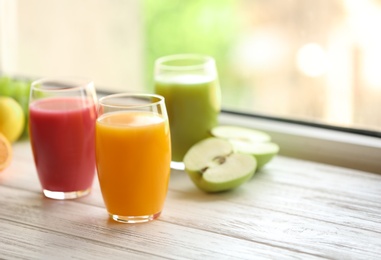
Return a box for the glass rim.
[98,93,165,109]
[31,76,94,93]
[155,53,215,71]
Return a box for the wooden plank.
[0,220,153,260]
[0,186,310,260]
[160,190,381,259]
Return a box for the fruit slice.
[211,125,271,143]
[230,140,279,170]
[210,125,279,171]
[184,138,256,192]
[0,133,12,172]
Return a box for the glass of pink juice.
[96,93,171,223]
[29,77,97,200]
[154,54,221,170]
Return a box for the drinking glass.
[29,77,97,199]
[96,93,171,223]
[154,54,221,169]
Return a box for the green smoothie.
[155,74,221,162]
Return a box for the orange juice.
[95,111,171,217]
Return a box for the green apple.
[210,125,279,171]
[183,137,257,192]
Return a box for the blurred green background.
[142,0,252,108]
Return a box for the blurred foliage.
[0,75,31,138]
[142,0,241,95]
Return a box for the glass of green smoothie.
[154,54,221,170]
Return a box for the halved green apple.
[210,125,279,171]
[183,138,256,192]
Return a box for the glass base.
[170,161,185,171]
[110,211,161,224]
[43,188,91,200]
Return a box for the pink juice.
[29,97,97,192]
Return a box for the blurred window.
[1,0,381,133]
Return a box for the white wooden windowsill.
[0,112,380,259]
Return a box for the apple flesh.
[183,138,257,192]
[210,125,279,171]
[230,139,279,170]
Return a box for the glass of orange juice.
[95,93,171,223]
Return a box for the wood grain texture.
[0,141,380,259]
